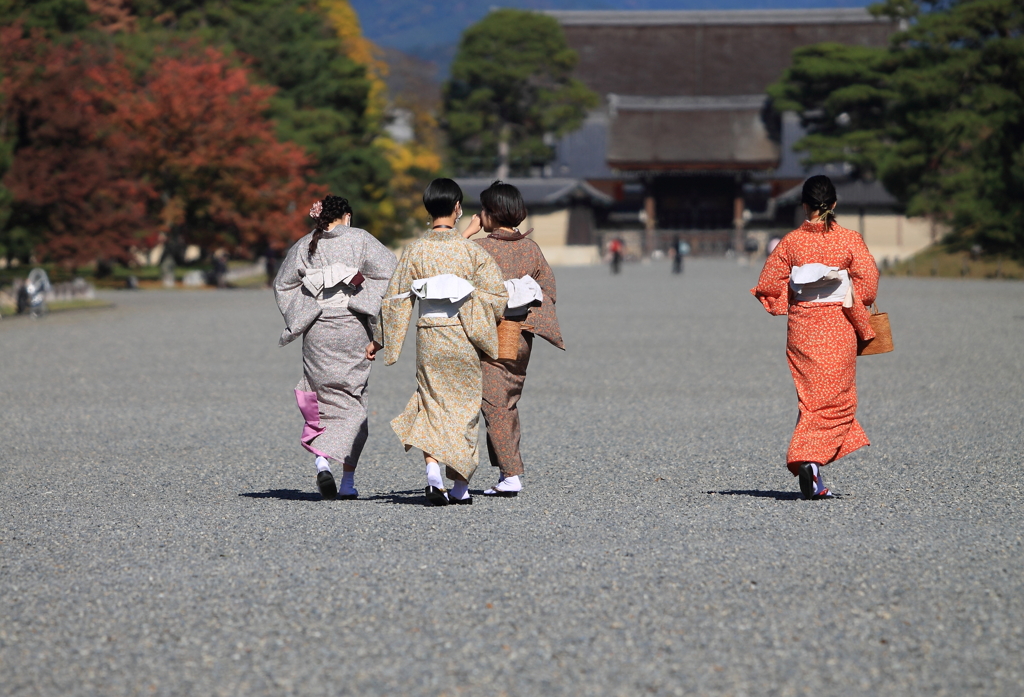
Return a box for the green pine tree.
[443,9,597,177]
[769,0,1024,257]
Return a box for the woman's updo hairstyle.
[801,175,838,230]
[480,180,528,229]
[309,195,352,256]
[422,178,463,220]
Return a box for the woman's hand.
[462,214,483,239]
[365,341,382,361]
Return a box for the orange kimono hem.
[784,303,870,476]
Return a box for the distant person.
[274,195,398,500]
[751,175,879,500]
[609,237,624,274]
[210,250,228,288]
[670,235,687,274]
[766,235,782,256]
[376,178,507,506]
[264,245,280,286]
[462,181,565,497]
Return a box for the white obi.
[503,275,543,318]
[789,264,853,306]
[397,274,476,318]
[300,262,361,309]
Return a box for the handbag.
[857,304,894,356]
[496,317,534,361]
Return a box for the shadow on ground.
[239,489,322,502]
[709,490,804,501]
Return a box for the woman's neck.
[431,217,457,229]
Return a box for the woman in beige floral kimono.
[369,179,507,505]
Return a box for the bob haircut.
[423,178,463,219]
[480,181,528,228]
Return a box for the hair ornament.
[309,201,323,219]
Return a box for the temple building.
[535,9,932,261]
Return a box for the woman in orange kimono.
[752,175,879,499]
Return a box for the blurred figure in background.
[608,236,624,274]
[670,235,689,275]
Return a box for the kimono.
[752,220,879,475]
[475,231,564,478]
[380,228,507,481]
[275,224,398,467]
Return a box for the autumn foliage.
[0,26,151,265]
[98,47,327,255]
[0,25,326,265]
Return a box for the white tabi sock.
[450,481,470,500]
[494,475,521,492]
[426,461,444,490]
[315,456,331,473]
[485,472,520,495]
[809,463,832,497]
[339,470,357,496]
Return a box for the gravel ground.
[1,258,1022,696]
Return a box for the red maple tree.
[94,45,327,257]
[1,25,154,266]
[2,28,325,265]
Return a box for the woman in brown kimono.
[370,179,507,505]
[462,181,564,497]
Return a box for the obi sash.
[790,264,853,306]
[387,274,476,318]
[502,275,543,319]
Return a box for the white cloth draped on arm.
[503,275,543,317]
[789,263,853,307]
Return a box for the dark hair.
[480,180,527,228]
[801,175,838,230]
[423,178,463,220]
[309,195,352,257]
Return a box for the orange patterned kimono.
[752,220,879,475]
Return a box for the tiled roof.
[456,178,614,207]
[546,9,886,27]
[607,96,778,171]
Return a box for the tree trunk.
[496,123,510,180]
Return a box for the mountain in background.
[352,0,873,80]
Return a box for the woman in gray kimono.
[275,195,398,500]
[370,179,507,506]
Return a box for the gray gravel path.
[1,259,1022,696]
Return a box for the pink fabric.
[294,389,330,458]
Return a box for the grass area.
[884,246,1024,280]
[0,298,114,318]
[49,299,114,313]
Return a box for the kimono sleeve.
[379,246,416,366]
[526,243,565,350]
[847,232,879,307]
[751,240,792,315]
[348,231,398,319]
[531,244,557,306]
[274,240,321,346]
[458,247,509,360]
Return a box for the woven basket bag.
[858,304,894,356]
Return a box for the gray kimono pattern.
[275,225,398,466]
